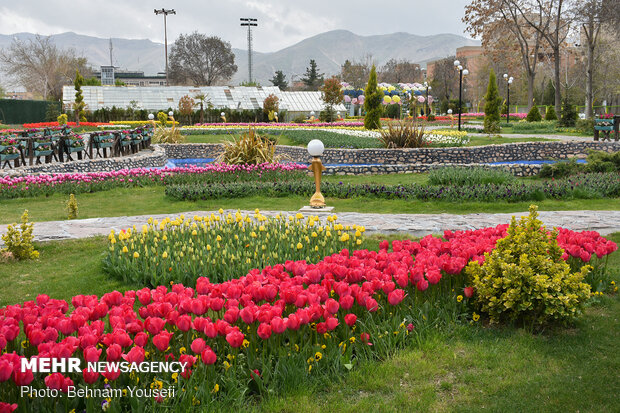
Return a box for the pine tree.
[364,65,382,129]
[483,69,501,133]
[526,104,542,122]
[545,105,557,121]
[542,80,555,106]
[269,70,288,90]
[559,98,577,127]
[301,60,324,90]
[74,69,86,126]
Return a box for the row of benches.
[0,127,153,169]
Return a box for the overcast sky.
[0,0,473,51]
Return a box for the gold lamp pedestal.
[308,156,326,208]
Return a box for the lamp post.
[307,139,326,208]
[220,112,226,123]
[503,74,514,124]
[154,8,176,86]
[453,60,469,131]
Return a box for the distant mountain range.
[0,30,479,87]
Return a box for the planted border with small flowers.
[0,215,615,412]
[0,163,307,200]
[165,172,620,203]
[103,211,366,286]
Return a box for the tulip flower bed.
[0,218,616,412]
[165,172,620,203]
[0,164,307,200]
[103,211,366,286]
[22,122,113,128]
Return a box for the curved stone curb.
[1,209,619,247]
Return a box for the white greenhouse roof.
[63,86,345,113]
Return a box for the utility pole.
[240,18,258,84]
[154,8,176,86]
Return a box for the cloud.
[0,0,471,52]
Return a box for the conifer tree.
[364,65,382,130]
[483,69,501,133]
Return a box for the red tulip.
[326,317,339,331]
[0,360,12,382]
[106,344,122,361]
[344,313,357,327]
[12,367,34,386]
[387,289,406,306]
[201,347,217,365]
[464,287,474,298]
[226,330,244,348]
[191,338,206,354]
[82,368,99,384]
[270,317,286,334]
[0,402,18,413]
[134,332,149,347]
[257,323,272,340]
[152,331,173,352]
[83,346,101,363]
[123,346,145,364]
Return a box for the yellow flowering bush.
[1,210,39,260]
[103,210,365,286]
[465,205,591,326]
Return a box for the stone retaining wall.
[161,141,620,165]
[324,163,542,177]
[2,141,618,177]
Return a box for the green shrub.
[576,118,594,134]
[57,114,68,125]
[385,103,401,119]
[66,194,78,220]
[1,210,39,260]
[526,105,542,122]
[586,150,620,173]
[428,167,516,186]
[483,69,501,133]
[559,99,577,127]
[538,158,584,178]
[466,205,591,326]
[510,120,556,133]
[218,128,281,164]
[379,120,426,148]
[364,65,383,129]
[544,105,557,121]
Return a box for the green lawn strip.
[263,297,619,412]
[466,135,553,146]
[1,186,619,225]
[184,133,300,147]
[0,236,137,307]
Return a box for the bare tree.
[506,0,575,115]
[378,59,423,83]
[169,32,237,86]
[574,0,618,118]
[341,55,374,89]
[429,56,461,103]
[0,35,89,100]
[464,0,545,109]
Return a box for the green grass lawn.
[184,133,300,146]
[1,233,618,411]
[466,135,553,146]
[1,185,619,225]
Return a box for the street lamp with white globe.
[307,139,326,208]
[503,74,514,124]
[454,60,468,131]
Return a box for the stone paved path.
[2,210,619,246]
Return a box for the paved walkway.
[1,210,619,246]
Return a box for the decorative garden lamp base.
[304,139,329,211]
[309,156,326,208]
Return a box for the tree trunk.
[527,69,536,110]
[585,42,595,119]
[554,45,562,116]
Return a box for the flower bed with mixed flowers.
[0,211,615,412]
[0,164,308,200]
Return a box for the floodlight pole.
[240,18,258,84]
[154,8,176,86]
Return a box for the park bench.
[0,134,25,169]
[593,116,619,141]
